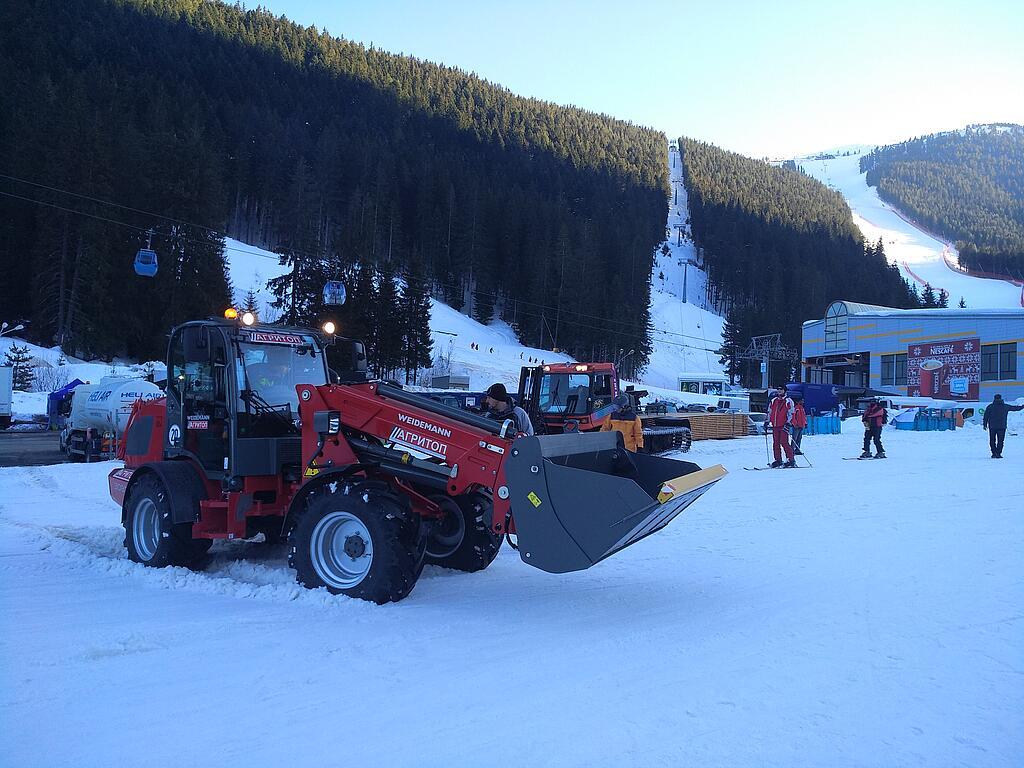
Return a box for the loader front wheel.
[424,492,502,572]
[123,474,200,568]
[290,485,421,604]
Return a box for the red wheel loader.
[108,317,726,603]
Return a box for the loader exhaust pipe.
[504,431,726,573]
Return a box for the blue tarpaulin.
[47,378,85,429]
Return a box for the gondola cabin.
[323,280,346,306]
[134,248,158,277]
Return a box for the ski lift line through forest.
[1,189,722,351]
[0,171,228,239]
[0,176,710,342]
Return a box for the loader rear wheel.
[290,484,421,604]
[424,492,502,572]
[123,474,202,569]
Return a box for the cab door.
[166,325,230,475]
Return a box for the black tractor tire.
[424,492,502,572]
[289,482,422,604]
[123,474,206,568]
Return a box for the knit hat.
[612,394,630,408]
[486,382,509,402]
[994,394,1003,400]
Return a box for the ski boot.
[874,451,886,459]
[859,450,872,459]
[782,459,796,468]
[770,460,783,468]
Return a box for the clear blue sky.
[259,0,1024,158]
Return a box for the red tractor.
[109,318,725,603]
[517,362,693,453]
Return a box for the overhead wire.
[1,175,723,353]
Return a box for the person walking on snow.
[983,393,1023,458]
[790,395,808,455]
[767,387,796,468]
[860,400,888,458]
[599,394,644,452]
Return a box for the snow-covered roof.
[804,301,1024,325]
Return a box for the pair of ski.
[842,455,887,461]
[744,463,810,471]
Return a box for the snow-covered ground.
[798,153,1023,308]
[2,424,1022,767]
[644,147,727,390]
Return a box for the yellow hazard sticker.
[527,491,542,508]
[304,467,320,477]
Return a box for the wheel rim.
[310,511,374,589]
[426,498,466,559]
[132,497,160,562]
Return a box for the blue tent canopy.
[47,378,85,429]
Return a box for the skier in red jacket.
[767,387,796,468]
[860,400,888,459]
[790,396,808,455]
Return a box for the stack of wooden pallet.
[684,413,751,441]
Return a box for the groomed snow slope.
[643,147,727,390]
[2,425,1022,766]
[799,153,1023,308]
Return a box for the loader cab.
[519,363,618,434]
[165,321,329,479]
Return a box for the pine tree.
[3,343,35,391]
[937,289,949,308]
[373,261,404,379]
[400,255,434,384]
[717,308,746,384]
[958,296,967,308]
[242,289,260,316]
[921,283,937,308]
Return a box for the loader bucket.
[504,431,726,574]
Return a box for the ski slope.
[643,146,727,390]
[799,153,1024,308]
[2,424,1022,767]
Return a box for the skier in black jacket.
[982,394,1024,458]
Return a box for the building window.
[982,344,1000,381]
[880,353,908,387]
[895,354,907,386]
[999,343,1017,380]
[808,366,830,384]
[983,342,1018,381]
[881,355,894,385]
[824,302,848,352]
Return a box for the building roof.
[803,300,1024,326]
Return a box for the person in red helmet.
[766,386,796,468]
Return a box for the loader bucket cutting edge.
[504,432,727,574]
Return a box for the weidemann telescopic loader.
[108,314,726,603]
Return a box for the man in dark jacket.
[982,394,1023,458]
[860,400,887,459]
[485,383,534,436]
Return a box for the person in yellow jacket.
[599,394,644,452]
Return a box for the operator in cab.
[485,383,534,436]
